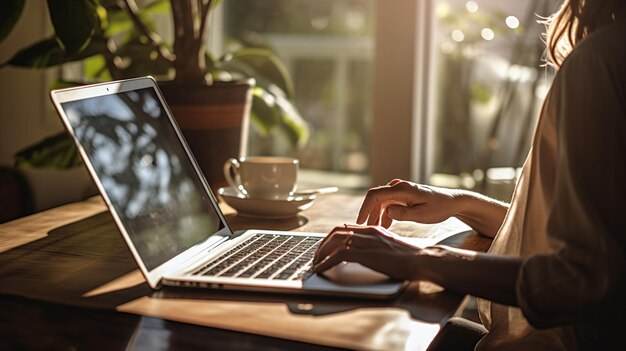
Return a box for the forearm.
[415,246,521,306]
[453,190,509,238]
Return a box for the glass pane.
[427,0,556,200]
[224,0,376,178]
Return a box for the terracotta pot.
[158,79,254,193]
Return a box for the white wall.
[0,1,96,213]
[0,1,62,166]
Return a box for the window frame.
[371,0,432,185]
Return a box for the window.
[223,0,376,189]
[423,0,556,200]
[60,0,554,196]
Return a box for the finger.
[313,231,351,265]
[314,223,363,261]
[356,183,392,224]
[356,182,414,224]
[367,204,383,226]
[313,248,359,273]
[315,226,349,256]
[313,233,382,272]
[377,203,392,227]
[381,211,393,228]
[315,232,406,271]
[313,232,348,265]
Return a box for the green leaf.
[0,0,25,43]
[116,38,171,78]
[83,55,111,80]
[205,52,218,73]
[250,87,281,136]
[5,36,105,68]
[220,48,295,99]
[272,90,309,148]
[278,116,309,149]
[14,132,82,169]
[250,86,309,148]
[103,8,134,37]
[47,0,99,54]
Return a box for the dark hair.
[544,0,624,68]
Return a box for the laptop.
[50,76,406,299]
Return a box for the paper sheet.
[391,217,473,248]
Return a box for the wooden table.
[0,193,491,351]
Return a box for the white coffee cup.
[223,156,299,199]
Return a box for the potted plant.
[1,0,309,191]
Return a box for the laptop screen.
[61,86,225,270]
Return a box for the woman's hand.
[358,179,509,237]
[357,179,461,227]
[312,224,421,281]
[312,224,522,306]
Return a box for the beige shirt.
[476,16,626,351]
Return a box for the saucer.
[217,187,316,219]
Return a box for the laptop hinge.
[232,229,247,238]
[164,228,233,276]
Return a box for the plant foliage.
[1,0,309,168]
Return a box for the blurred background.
[0,0,558,223]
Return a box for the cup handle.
[223,158,242,193]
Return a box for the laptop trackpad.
[303,262,404,297]
[322,262,390,285]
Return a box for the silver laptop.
[50,76,405,299]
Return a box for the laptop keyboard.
[192,233,322,281]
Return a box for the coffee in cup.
[223,156,298,199]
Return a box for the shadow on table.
[0,211,152,309]
[0,294,347,351]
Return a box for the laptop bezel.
[50,76,236,289]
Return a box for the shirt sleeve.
[515,41,626,329]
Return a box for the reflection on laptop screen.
[61,87,224,270]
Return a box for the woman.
[313,0,626,349]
